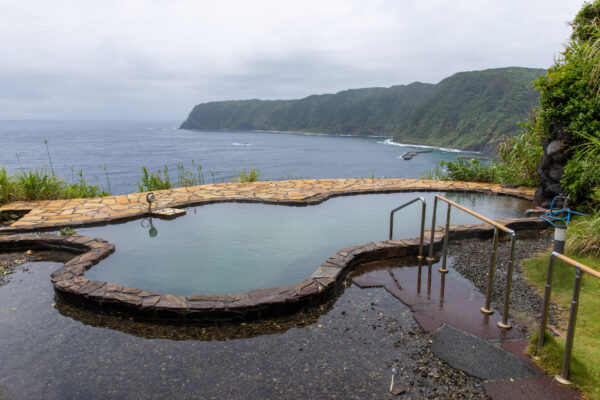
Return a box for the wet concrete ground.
[0,231,584,400]
[0,254,486,400]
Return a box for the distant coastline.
[180,67,544,152]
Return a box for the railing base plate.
[497,321,512,330]
[438,268,448,273]
[554,375,572,386]
[480,307,494,315]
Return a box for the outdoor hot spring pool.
[77,192,530,296]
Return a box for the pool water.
[79,192,530,295]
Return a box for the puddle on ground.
[351,256,527,341]
[0,253,487,399]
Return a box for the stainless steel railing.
[428,195,517,329]
[535,252,600,385]
[389,197,426,259]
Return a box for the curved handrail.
[537,251,600,385]
[389,197,426,258]
[428,195,516,329]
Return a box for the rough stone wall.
[535,122,570,207]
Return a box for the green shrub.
[59,227,76,236]
[495,124,542,187]
[532,15,600,205]
[15,169,69,201]
[239,168,260,183]
[0,167,105,205]
[137,166,172,192]
[64,171,106,198]
[0,168,17,205]
[422,157,497,183]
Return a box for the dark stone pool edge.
[0,217,547,325]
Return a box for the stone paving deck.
[0,179,535,232]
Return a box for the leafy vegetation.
[0,167,107,206]
[137,166,172,192]
[567,210,600,257]
[59,227,76,236]
[137,162,259,191]
[495,125,542,187]
[176,161,204,187]
[423,157,497,183]
[530,1,600,206]
[423,125,542,186]
[534,42,600,204]
[523,249,600,400]
[181,67,543,151]
[238,168,260,183]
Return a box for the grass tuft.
[239,168,260,183]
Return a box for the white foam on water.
[231,142,252,146]
[378,138,466,153]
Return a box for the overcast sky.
[0,0,583,121]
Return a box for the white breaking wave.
[378,138,466,153]
[231,142,252,146]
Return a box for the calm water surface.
[79,191,529,295]
[0,120,481,195]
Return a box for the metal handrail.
[536,252,600,385]
[428,195,517,329]
[389,197,426,258]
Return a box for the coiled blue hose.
[540,195,586,227]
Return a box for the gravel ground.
[449,230,565,328]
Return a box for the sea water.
[0,120,481,195]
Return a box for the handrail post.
[439,203,451,273]
[417,258,422,294]
[427,196,438,261]
[555,266,583,386]
[418,200,426,259]
[389,211,394,240]
[537,252,557,349]
[481,228,498,315]
[498,231,516,330]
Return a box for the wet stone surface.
[0,256,487,400]
[449,231,565,328]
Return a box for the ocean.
[0,120,481,195]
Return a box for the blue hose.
[540,195,586,228]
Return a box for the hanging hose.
[540,195,586,253]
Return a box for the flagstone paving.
[0,179,535,232]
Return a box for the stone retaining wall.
[0,217,547,325]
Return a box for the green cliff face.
[394,67,545,151]
[181,67,544,150]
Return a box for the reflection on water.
[140,216,159,238]
[0,253,491,399]
[79,191,531,296]
[55,289,335,341]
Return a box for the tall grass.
[422,157,497,183]
[137,166,172,192]
[423,129,542,187]
[0,167,106,206]
[176,161,204,187]
[0,168,17,205]
[239,168,260,183]
[15,169,65,201]
[567,211,600,257]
